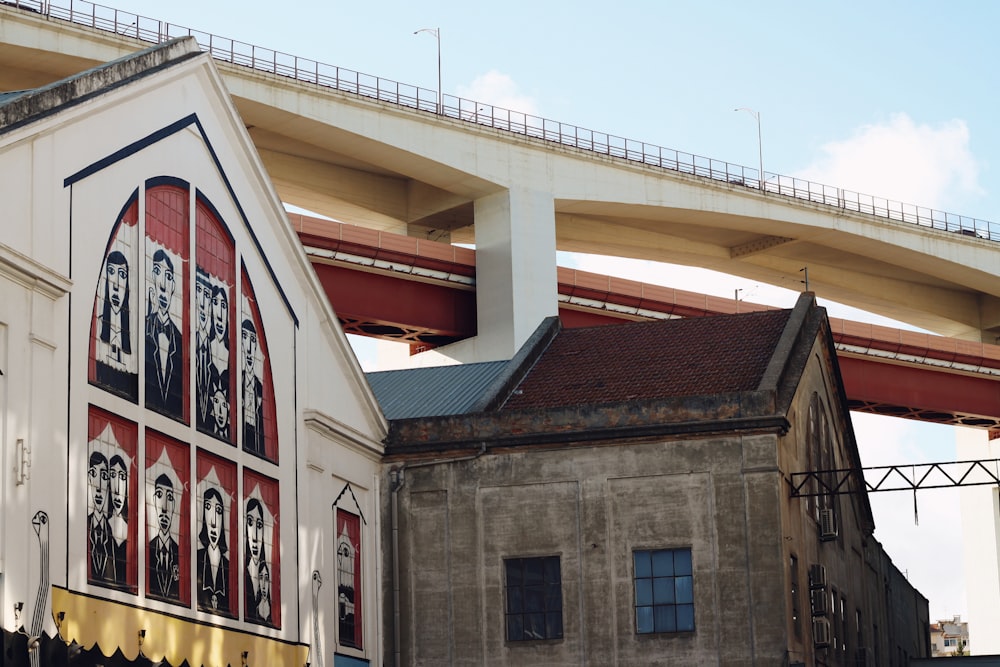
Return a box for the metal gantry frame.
[789,458,1000,497]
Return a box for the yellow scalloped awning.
[52,587,308,667]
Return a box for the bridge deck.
[290,213,1000,430]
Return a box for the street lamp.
[414,27,442,114]
[734,107,764,193]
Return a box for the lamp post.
[735,107,764,192]
[414,27,442,114]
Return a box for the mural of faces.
[197,484,230,613]
[243,474,279,628]
[93,215,138,400]
[145,246,185,419]
[88,412,137,591]
[146,438,188,605]
[241,319,264,456]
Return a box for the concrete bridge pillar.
[473,186,558,359]
[426,186,557,363]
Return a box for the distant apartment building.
[931,615,970,656]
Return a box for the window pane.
[674,548,692,576]
[636,606,653,634]
[545,584,562,611]
[632,549,695,636]
[651,550,674,577]
[507,614,523,641]
[525,613,545,640]
[654,604,676,633]
[546,611,563,639]
[675,575,693,604]
[505,556,563,642]
[634,550,652,578]
[677,604,695,631]
[505,560,521,586]
[653,577,675,604]
[524,559,544,586]
[524,585,544,612]
[507,586,522,613]
[544,557,561,583]
[635,579,652,606]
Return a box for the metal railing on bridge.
[6,0,999,241]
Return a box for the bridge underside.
[298,221,1000,431]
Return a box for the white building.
[0,37,385,666]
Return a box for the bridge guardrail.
[5,0,997,242]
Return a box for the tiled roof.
[367,361,509,419]
[502,308,792,411]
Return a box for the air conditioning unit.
[855,647,874,666]
[810,588,828,616]
[813,617,831,648]
[819,508,838,541]
[809,563,827,589]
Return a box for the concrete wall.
[382,332,929,666]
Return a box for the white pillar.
[958,427,1000,654]
[473,186,558,359]
[420,186,556,365]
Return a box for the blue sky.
[96,0,998,621]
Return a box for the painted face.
[151,258,175,320]
[259,564,270,600]
[242,326,257,373]
[246,504,264,563]
[88,458,109,517]
[211,388,229,430]
[110,460,127,516]
[154,482,175,536]
[212,289,228,339]
[196,275,212,335]
[106,258,128,313]
[204,492,224,549]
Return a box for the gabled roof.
[382,292,828,454]
[0,37,201,134]
[502,308,792,411]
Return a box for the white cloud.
[455,70,539,116]
[796,113,983,210]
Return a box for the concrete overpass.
[291,212,1000,431]
[4,0,1000,360]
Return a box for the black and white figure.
[244,497,268,623]
[108,453,129,587]
[195,268,216,432]
[241,319,264,455]
[95,249,137,396]
[145,248,183,418]
[149,473,180,600]
[210,282,231,437]
[210,370,231,441]
[256,561,272,624]
[210,282,230,380]
[197,486,230,612]
[88,451,115,584]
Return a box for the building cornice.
[0,242,71,298]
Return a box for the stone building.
[375,296,929,666]
[0,38,386,666]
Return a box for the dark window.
[790,555,801,637]
[504,556,562,641]
[634,548,695,634]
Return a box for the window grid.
[504,556,563,641]
[634,548,694,634]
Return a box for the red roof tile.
[503,308,793,410]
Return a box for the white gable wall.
[0,43,386,664]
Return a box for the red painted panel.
[312,263,476,337]
[839,356,1000,419]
